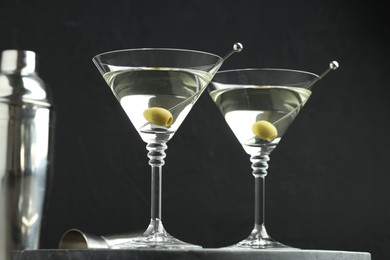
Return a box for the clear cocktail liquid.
[210,86,311,154]
[104,68,212,142]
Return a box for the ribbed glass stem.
[251,154,269,226]
[232,151,290,248]
[109,141,200,248]
[146,142,167,222]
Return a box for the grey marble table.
[12,248,371,260]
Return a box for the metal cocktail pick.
[270,61,340,128]
[222,42,244,61]
[307,60,339,89]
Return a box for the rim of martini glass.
[93,47,223,67]
[215,67,319,80]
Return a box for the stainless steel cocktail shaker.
[0,50,53,260]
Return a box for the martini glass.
[208,63,338,249]
[92,45,242,249]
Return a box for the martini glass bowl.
[93,48,223,249]
[208,68,321,249]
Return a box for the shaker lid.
[0,50,51,106]
[0,50,36,74]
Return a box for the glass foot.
[229,224,293,249]
[110,219,201,249]
[110,234,201,249]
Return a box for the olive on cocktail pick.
[143,107,173,126]
[252,120,278,141]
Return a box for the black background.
[1,0,389,259]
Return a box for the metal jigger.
[58,229,144,249]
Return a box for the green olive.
[252,120,278,141]
[143,107,173,126]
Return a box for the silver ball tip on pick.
[221,42,243,61]
[330,61,339,70]
[233,42,243,53]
